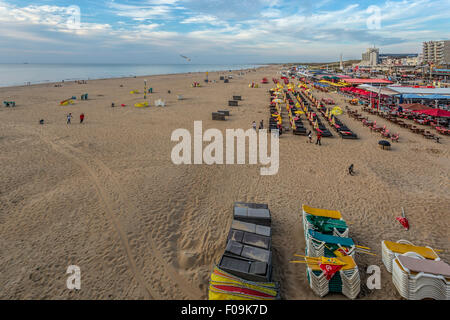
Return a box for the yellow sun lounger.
[382,240,440,273]
[208,266,279,300]
[301,256,357,271]
[302,205,342,220]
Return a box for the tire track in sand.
[27,125,202,299]
[62,143,203,299]
[24,127,159,300]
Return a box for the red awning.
[413,109,450,117]
[344,78,393,85]
[399,103,433,111]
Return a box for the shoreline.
[0,64,269,90]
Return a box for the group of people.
[306,130,322,145]
[252,120,265,131]
[67,113,85,124]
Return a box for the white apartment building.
[423,40,450,65]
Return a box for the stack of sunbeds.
[304,255,361,299]
[209,202,280,300]
[299,204,361,299]
[381,240,440,273]
[381,239,449,300]
[392,255,450,300]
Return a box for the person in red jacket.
[80,113,85,124]
[316,131,322,145]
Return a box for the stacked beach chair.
[299,205,361,299]
[392,255,450,300]
[381,240,440,273]
[208,202,280,300]
[382,240,449,300]
[303,256,361,300]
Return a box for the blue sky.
[0,0,449,63]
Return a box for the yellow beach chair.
[302,204,348,237]
[302,205,342,219]
[208,266,279,300]
[381,240,440,273]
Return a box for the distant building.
[361,47,380,66]
[379,54,419,66]
[423,40,450,66]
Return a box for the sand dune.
[0,66,448,299]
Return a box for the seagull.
[180,54,191,62]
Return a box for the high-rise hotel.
[423,40,450,66]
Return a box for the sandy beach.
[0,65,449,300]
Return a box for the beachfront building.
[423,40,450,66]
[379,54,421,67]
[361,47,380,67]
[387,86,450,107]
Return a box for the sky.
[0,0,449,64]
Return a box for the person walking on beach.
[277,123,283,136]
[307,130,312,143]
[80,113,85,124]
[259,120,264,130]
[316,132,322,145]
[252,121,257,131]
[348,164,354,176]
[67,113,72,124]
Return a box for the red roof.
[344,78,393,84]
[399,103,432,111]
[413,109,450,117]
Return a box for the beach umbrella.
[331,107,343,116]
[378,140,391,150]
[396,208,409,230]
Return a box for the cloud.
[180,15,221,25]
[0,0,449,63]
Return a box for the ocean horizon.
[0,63,266,88]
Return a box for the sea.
[0,63,265,88]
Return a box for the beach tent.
[413,109,450,117]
